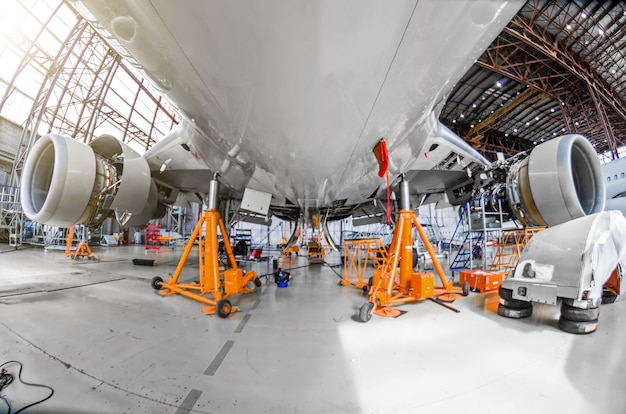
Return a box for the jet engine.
[499,134,605,227]
[21,134,170,229]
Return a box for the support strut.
[151,175,261,317]
[359,176,469,322]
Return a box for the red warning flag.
[373,139,389,177]
[373,139,392,223]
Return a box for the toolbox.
[459,270,504,293]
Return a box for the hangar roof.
[440,0,626,163]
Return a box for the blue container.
[277,281,288,288]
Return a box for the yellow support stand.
[359,177,469,322]
[151,176,261,317]
[65,225,100,260]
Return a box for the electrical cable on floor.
[322,260,365,289]
[322,260,344,280]
[0,361,55,414]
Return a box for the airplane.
[20,0,607,239]
[603,156,626,217]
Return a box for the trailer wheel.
[602,292,617,304]
[217,299,232,318]
[558,317,598,334]
[500,297,533,309]
[560,303,600,322]
[359,302,374,323]
[151,276,163,290]
[462,282,470,296]
[498,287,514,301]
[254,277,262,287]
[497,303,532,319]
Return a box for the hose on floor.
[0,361,54,414]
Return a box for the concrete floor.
[0,244,625,414]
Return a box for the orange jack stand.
[150,185,261,317]
[65,225,100,261]
[358,178,468,322]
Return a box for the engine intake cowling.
[21,134,165,228]
[506,134,605,227]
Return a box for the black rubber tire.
[151,276,163,290]
[497,303,532,319]
[602,292,618,304]
[362,285,369,293]
[216,299,232,318]
[359,302,374,323]
[560,303,600,322]
[368,276,373,287]
[462,281,470,296]
[558,317,598,334]
[500,297,533,309]
[498,287,514,301]
[254,277,262,287]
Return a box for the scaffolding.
[23,223,69,251]
[490,227,545,273]
[449,197,505,271]
[0,186,23,246]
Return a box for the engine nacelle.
[21,134,169,228]
[505,134,605,227]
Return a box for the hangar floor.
[0,244,625,414]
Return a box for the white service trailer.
[498,210,626,334]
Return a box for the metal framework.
[441,0,626,161]
[0,0,180,243]
[0,186,23,246]
[0,0,179,186]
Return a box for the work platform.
[0,245,624,413]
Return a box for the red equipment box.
[459,270,504,293]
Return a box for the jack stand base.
[373,307,402,318]
[202,305,239,315]
[437,293,462,302]
[71,241,100,261]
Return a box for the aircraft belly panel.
[76,0,523,206]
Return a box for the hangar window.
[0,0,179,157]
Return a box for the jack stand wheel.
[217,299,232,318]
[254,277,262,287]
[359,302,374,323]
[362,285,369,293]
[151,276,163,290]
[462,281,470,296]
